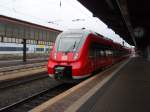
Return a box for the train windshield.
[57,34,82,52]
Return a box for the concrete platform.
[78,57,150,112]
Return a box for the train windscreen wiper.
[65,41,77,53]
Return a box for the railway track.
[0,84,75,112]
[0,72,48,90]
[0,62,47,75]
[0,58,48,68]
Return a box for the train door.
[94,43,105,69]
[96,46,102,68]
[93,43,103,69]
[88,41,96,72]
[99,45,106,67]
[94,48,98,69]
[105,46,113,65]
[100,49,105,67]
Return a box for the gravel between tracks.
[0,76,60,108]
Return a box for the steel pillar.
[146,45,150,60]
[22,39,27,62]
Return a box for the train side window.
[100,50,105,56]
[89,42,113,58]
[105,50,109,56]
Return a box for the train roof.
[62,28,93,35]
[61,29,130,50]
[62,28,113,42]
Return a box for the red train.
[47,29,130,81]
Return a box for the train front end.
[47,30,88,81]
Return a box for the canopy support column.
[22,39,27,62]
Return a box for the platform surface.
[78,57,150,112]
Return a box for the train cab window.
[57,34,83,52]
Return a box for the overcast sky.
[0,0,132,47]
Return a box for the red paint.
[47,30,131,80]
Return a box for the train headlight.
[74,53,78,60]
[54,53,57,59]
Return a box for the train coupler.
[54,66,72,79]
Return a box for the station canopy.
[79,0,150,49]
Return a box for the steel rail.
[0,62,47,73]
[0,84,74,112]
[0,72,48,90]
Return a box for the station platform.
[78,57,150,112]
[31,57,150,112]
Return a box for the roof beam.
[115,0,136,46]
